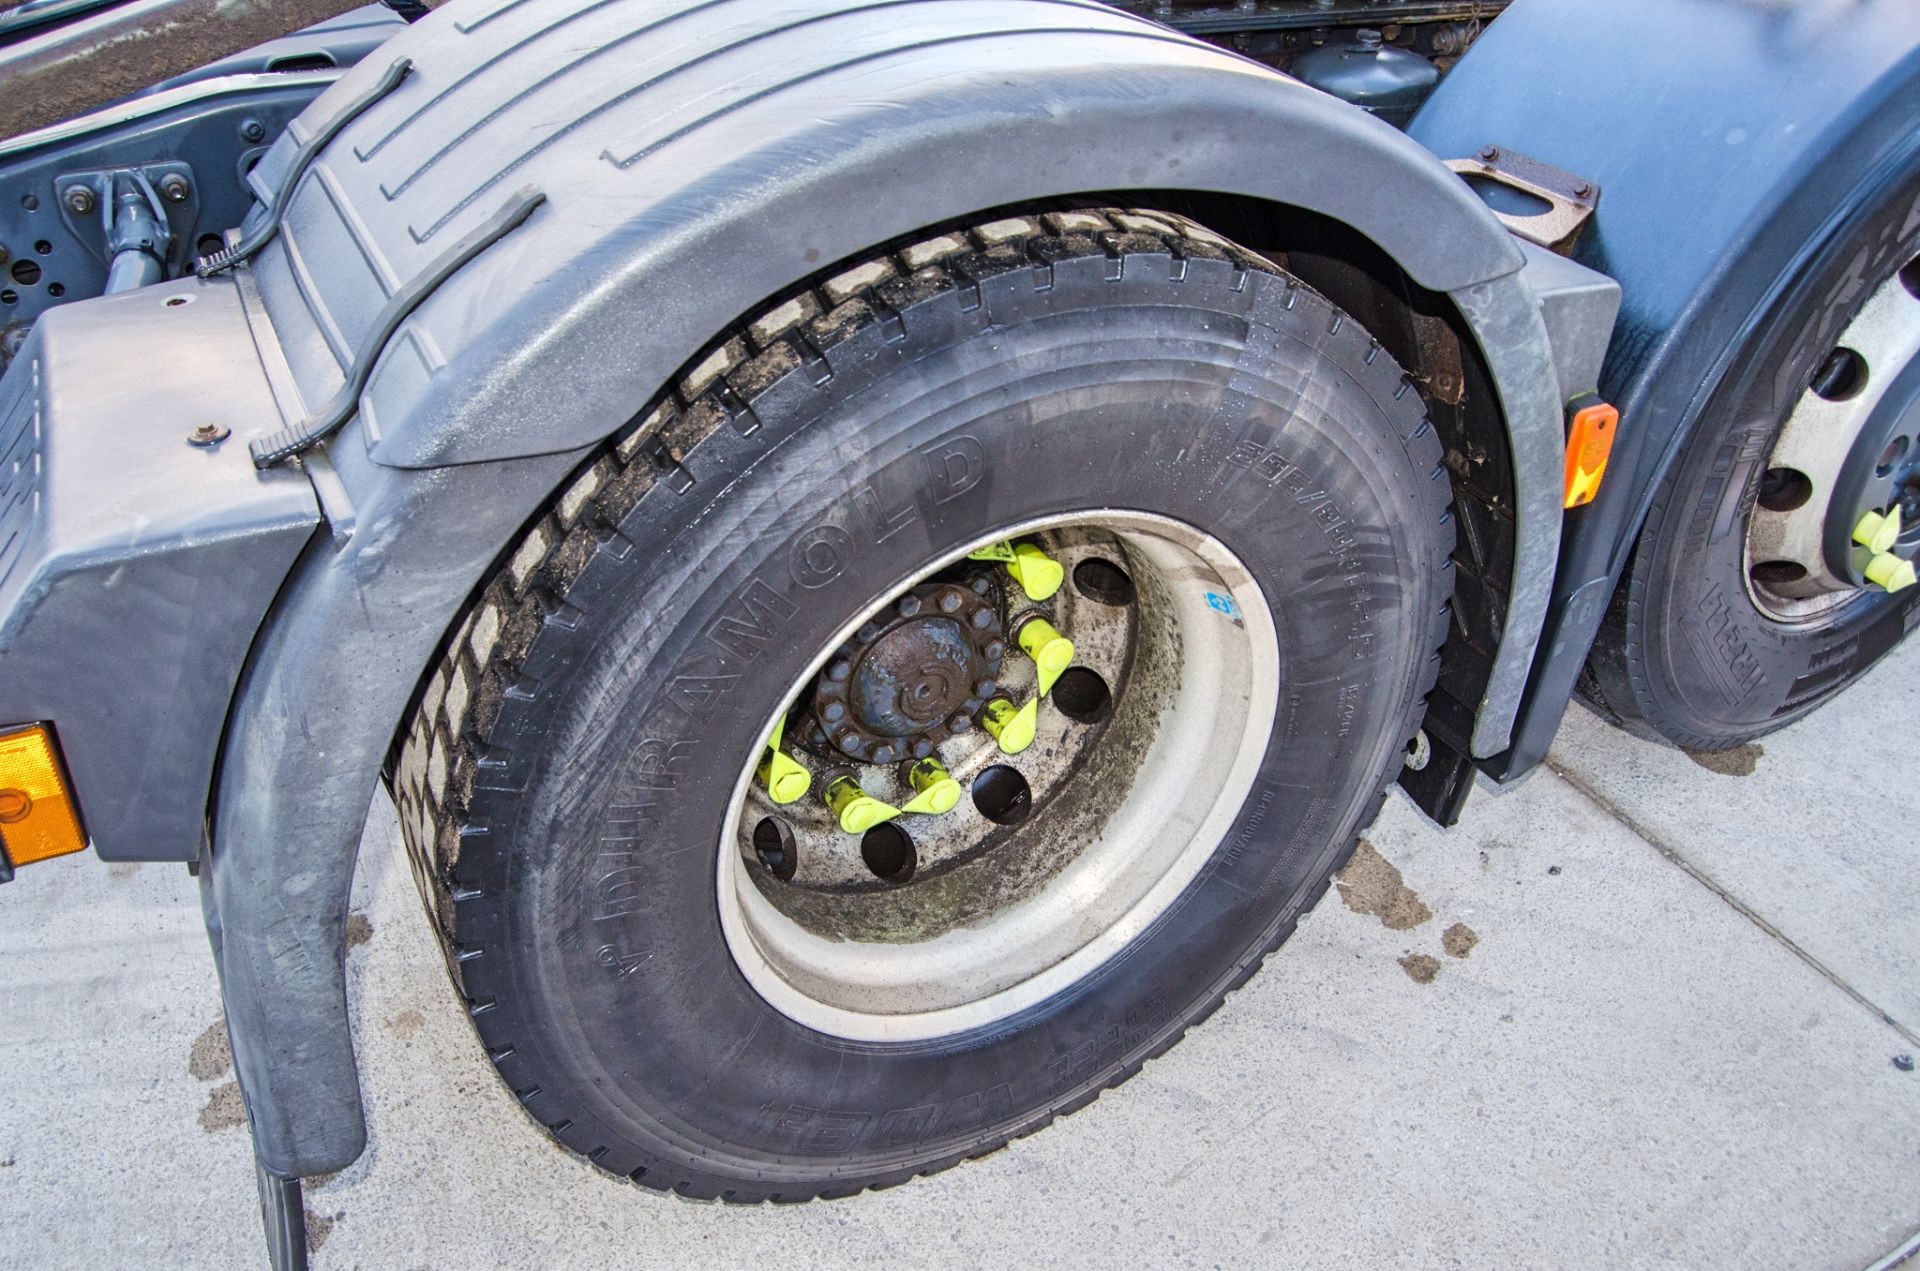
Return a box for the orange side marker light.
[0,724,88,870]
[1564,397,1619,509]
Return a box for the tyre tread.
[386,207,1452,1202]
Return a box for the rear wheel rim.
[715,510,1277,1042]
[1747,255,1920,619]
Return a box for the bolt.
[970,609,993,629]
[872,744,897,764]
[1480,146,1499,163]
[973,679,997,698]
[159,174,190,204]
[895,595,921,617]
[857,622,880,642]
[239,117,267,144]
[822,701,845,723]
[938,591,962,613]
[64,186,95,216]
[1896,1055,1915,1073]
[948,713,972,733]
[968,575,991,595]
[828,660,852,682]
[984,638,1006,661]
[188,423,231,447]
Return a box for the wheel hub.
[806,580,1005,764]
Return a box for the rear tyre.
[390,209,1452,1198]
[1588,169,1920,749]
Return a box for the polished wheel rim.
[1748,258,1920,619]
[715,511,1278,1042]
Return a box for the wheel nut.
[1004,542,1065,601]
[973,678,996,697]
[828,660,852,682]
[900,758,962,815]
[938,592,962,613]
[981,697,1038,755]
[823,775,900,835]
[1016,617,1075,696]
[822,701,845,723]
[895,595,921,617]
[64,186,95,216]
[757,716,812,805]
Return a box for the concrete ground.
[3,645,1919,1270]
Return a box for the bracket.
[1445,147,1598,254]
[54,162,201,277]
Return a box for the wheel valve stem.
[758,715,812,805]
[823,774,901,834]
[899,758,962,815]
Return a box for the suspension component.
[899,758,962,815]
[757,715,812,805]
[823,774,901,834]
[1014,615,1075,697]
[968,540,1065,602]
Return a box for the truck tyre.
[390,208,1452,1199]
[1588,169,1920,749]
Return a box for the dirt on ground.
[1684,743,1763,777]
[1399,954,1440,984]
[1337,840,1433,930]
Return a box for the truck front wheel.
[391,209,1452,1198]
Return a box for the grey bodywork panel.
[0,276,318,860]
[0,0,1605,1178]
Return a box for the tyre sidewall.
[457,254,1445,1187]
[1613,164,1920,745]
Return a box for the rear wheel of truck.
[1588,169,1920,749]
[391,209,1452,1199]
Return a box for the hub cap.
[715,512,1277,1042]
[1748,259,1920,618]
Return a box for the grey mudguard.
[0,278,318,862]
[250,0,1528,468]
[202,0,1583,1176]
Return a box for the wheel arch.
[208,0,1576,1181]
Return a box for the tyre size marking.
[1224,438,1376,657]
[1680,581,1767,706]
[1213,782,1278,877]
[1048,991,1169,1093]
[758,1084,1014,1154]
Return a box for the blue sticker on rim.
[1204,591,1241,621]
